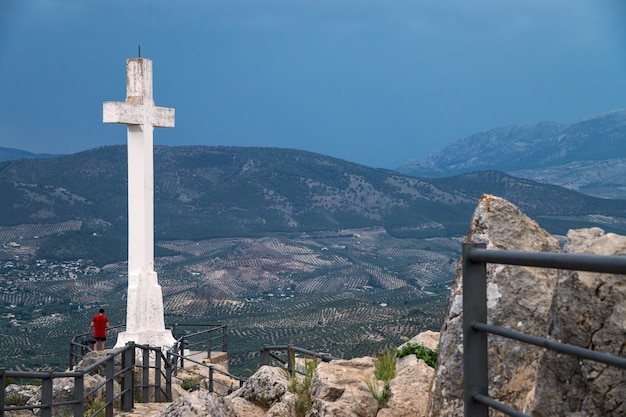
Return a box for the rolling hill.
[1,145,625,266]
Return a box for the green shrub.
[4,392,24,407]
[181,379,195,391]
[396,342,438,368]
[366,378,390,408]
[366,346,397,408]
[85,396,106,417]
[289,354,317,417]
[373,347,396,383]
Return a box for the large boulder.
[377,355,435,417]
[398,330,439,352]
[4,383,39,408]
[308,357,380,417]
[427,194,561,417]
[156,390,237,417]
[525,228,626,417]
[158,365,296,417]
[232,365,291,407]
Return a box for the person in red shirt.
[90,309,110,351]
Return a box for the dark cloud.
[0,0,624,168]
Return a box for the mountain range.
[0,148,60,162]
[1,145,626,265]
[398,109,626,199]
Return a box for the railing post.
[122,342,135,411]
[208,328,212,360]
[208,367,214,393]
[105,353,115,417]
[180,337,186,369]
[260,346,270,366]
[73,372,84,416]
[222,325,228,353]
[41,371,53,417]
[142,348,150,403]
[462,242,489,417]
[287,345,294,376]
[0,369,6,415]
[169,348,178,378]
[155,347,162,403]
[165,353,173,400]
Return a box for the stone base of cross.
[115,331,178,351]
[113,271,177,349]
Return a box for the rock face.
[427,194,561,417]
[308,357,379,417]
[378,355,434,417]
[525,228,626,417]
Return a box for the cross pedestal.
[103,58,176,349]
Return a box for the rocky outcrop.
[426,195,626,417]
[378,355,434,417]
[525,228,626,417]
[427,194,561,417]
[308,357,379,417]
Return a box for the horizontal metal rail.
[259,345,338,376]
[260,345,338,363]
[466,246,626,274]
[473,393,529,417]
[2,343,136,417]
[168,350,245,394]
[462,242,626,417]
[1,342,173,417]
[171,323,228,366]
[472,322,626,369]
[69,324,126,370]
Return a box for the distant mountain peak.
[398,109,626,198]
[0,147,62,162]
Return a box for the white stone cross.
[103,58,176,349]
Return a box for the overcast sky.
[1,0,625,169]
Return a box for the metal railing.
[462,242,626,417]
[135,344,173,403]
[69,324,125,370]
[1,341,171,417]
[167,349,245,395]
[259,345,337,376]
[4,323,343,414]
[170,323,228,368]
[70,323,227,371]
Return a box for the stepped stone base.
[114,329,177,351]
